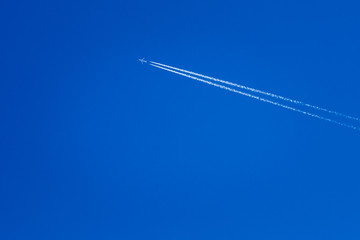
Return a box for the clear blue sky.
[1,0,360,239]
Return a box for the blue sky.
[1,0,360,239]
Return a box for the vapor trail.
[149,63,360,131]
[150,61,360,122]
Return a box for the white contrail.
[150,61,360,122]
[149,63,360,131]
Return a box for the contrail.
[150,61,360,122]
[149,63,360,131]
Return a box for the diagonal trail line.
[150,61,360,122]
[149,63,360,131]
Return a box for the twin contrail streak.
[150,61,360,122]
[149,63,360,131]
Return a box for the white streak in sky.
[150,61,360,122]
[149,63,360,131]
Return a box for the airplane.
[138,58,147,64]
